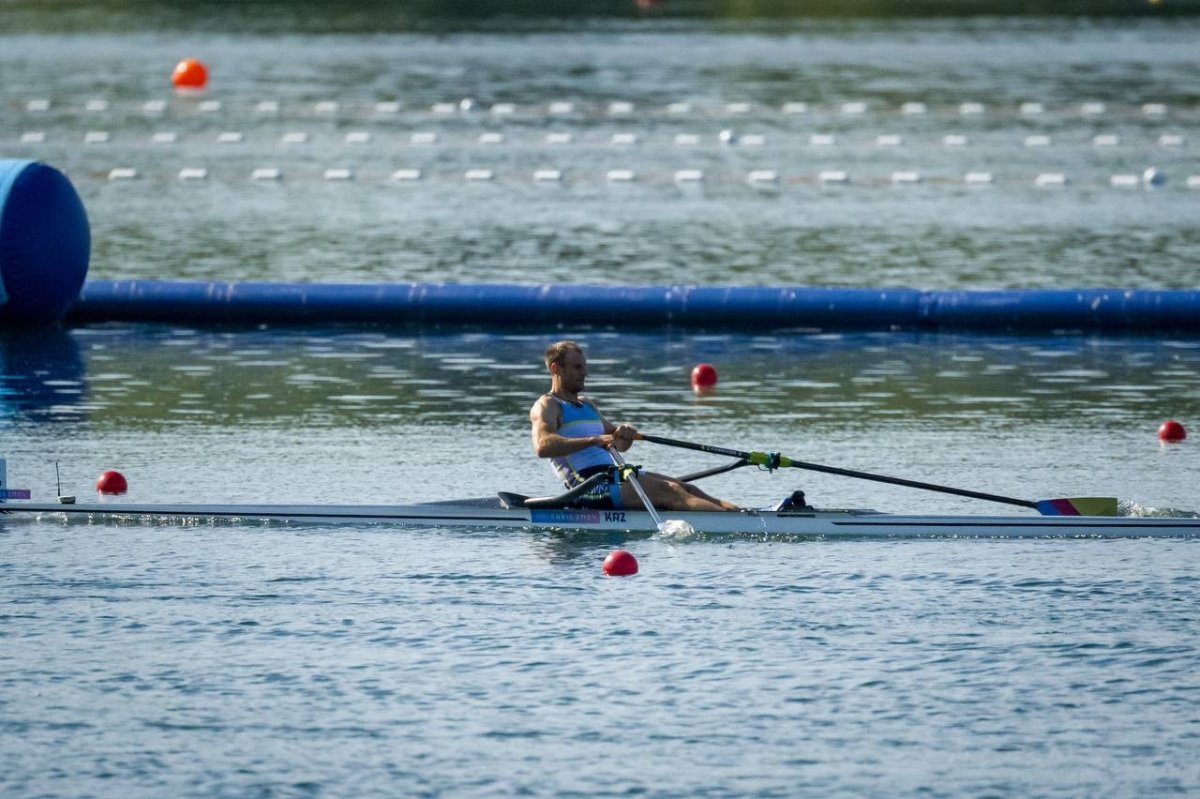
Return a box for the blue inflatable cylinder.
[67,281,1200,334]
[926,289,1200,334]
[69,282,926,330]
[0,159,90,326]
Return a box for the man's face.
[556,350,588,393]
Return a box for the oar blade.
[1035,497,1119,517]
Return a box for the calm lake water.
[3,8,1200,798]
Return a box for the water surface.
[2,12,1199,799]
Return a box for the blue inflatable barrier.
[923,289,1200,333]
[0,160,90,326]
[1,159,1195,335]
[67,281,1199,334]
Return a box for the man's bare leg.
[620,472,739,512]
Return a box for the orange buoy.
[96,470,128,495]
[172,58,208,89]
[602,550,638,576]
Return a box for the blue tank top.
[547,395,614,486]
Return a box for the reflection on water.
[3,325,1197,434]
[0,329,86,423]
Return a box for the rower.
[529,340,739,512]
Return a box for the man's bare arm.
[530,396,616,458]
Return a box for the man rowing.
[530,340,739,512]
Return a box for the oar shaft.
[637,433,1037,510]
[677,459,751,483]
[638,434,747,461]
[780,458,1036,510]
[609,447,664,527]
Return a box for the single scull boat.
[2,496,1198,538]
[2,444,1195,537]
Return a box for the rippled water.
[4,524,1200,798]
[2,19,1198,288]
[3,10,1200,799]
[3,326,1198,510]
[3,325,1199,796]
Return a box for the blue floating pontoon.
[2,158,1196,334]
[64,280,1199,334]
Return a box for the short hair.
[544,339,583,369]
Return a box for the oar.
[636,433,1118,516]
[608,446,666,529]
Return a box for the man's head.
[544,340,587,393]
[544,340,583,370]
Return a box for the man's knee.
[629,474,671,499]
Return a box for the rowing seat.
[498,471,610,510]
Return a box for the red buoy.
[96,470,128,495]
[1158,420,1187,442]
[690,363,718,392]
[602,550,639,576]
[172,58,208,89]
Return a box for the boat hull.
[3,499,1198,538]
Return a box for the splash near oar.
[635,434,1120,517]
[609,447,696,537]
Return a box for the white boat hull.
[3,498,1198,538]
